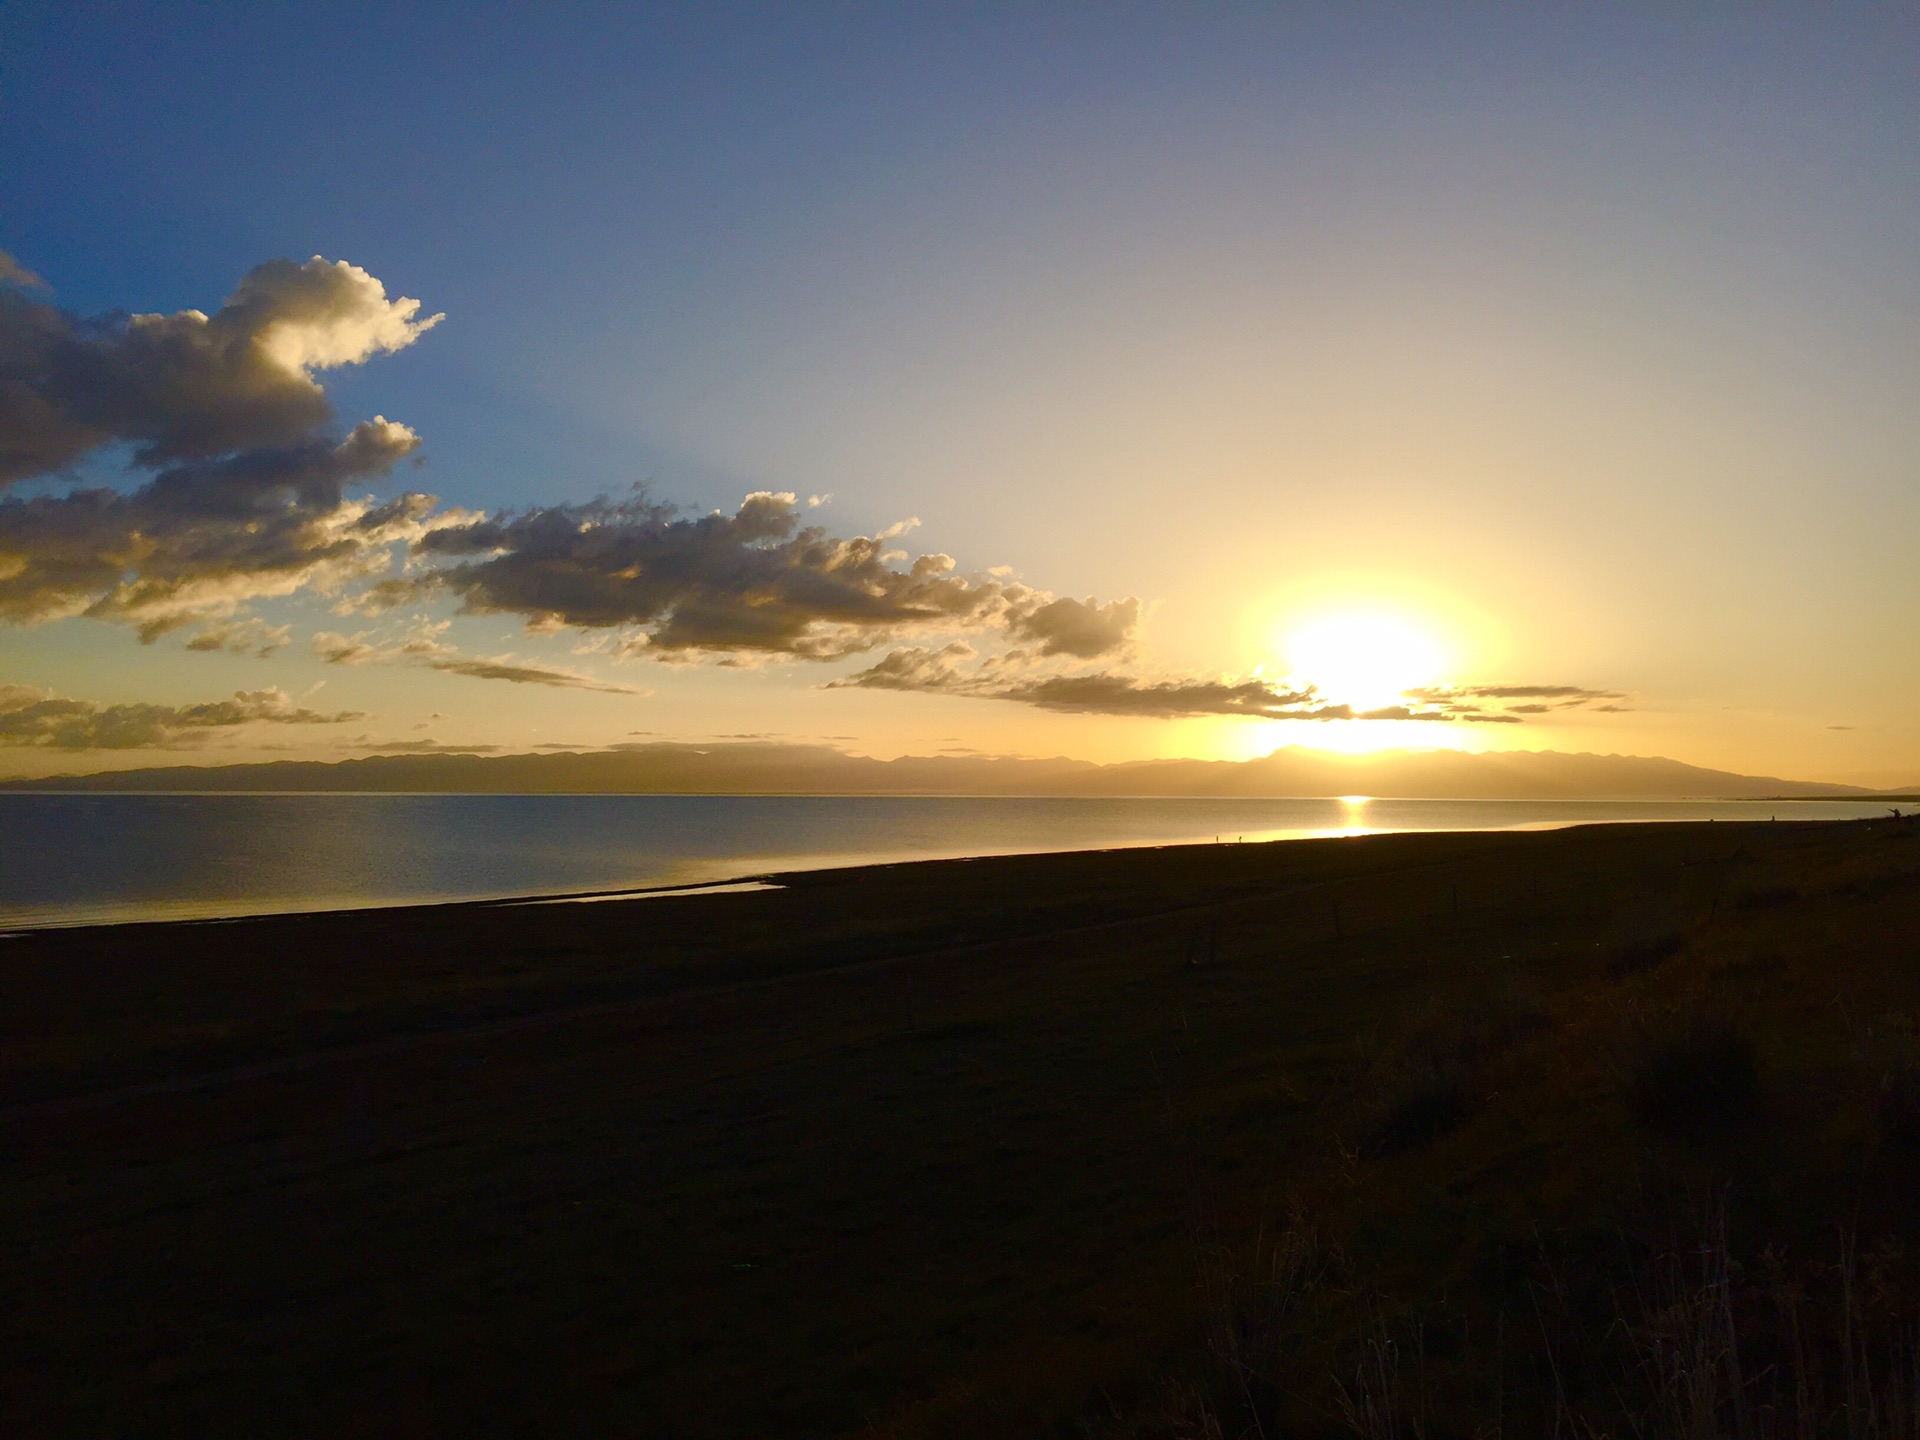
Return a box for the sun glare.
[1282,610,1446,711]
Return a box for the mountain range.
[1,743,1896,799]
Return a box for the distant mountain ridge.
[0,742,1881,799]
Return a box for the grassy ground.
[3,817,1918,1436]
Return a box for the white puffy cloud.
[224,256,442,375]
[0,255,438,484]
[0,253,449,640]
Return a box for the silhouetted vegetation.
[1737,881,1801,911]
[1879,1064,1920,1149]
[1626,1012,1762,1133]
[1611,925,1686,976]
[1363,990,1548,1157]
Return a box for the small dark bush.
[1418,998,1550,1070]
[1361,993,1549,1157]
[1708,952,1786,984]
[1878,1067,1920,1149]
[1736,884,1799,912]
[1627,1018,1761,1134]
[1367,1065,1477,1157]
[1611,930,1685,977]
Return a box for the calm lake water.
[0,792,1896,929]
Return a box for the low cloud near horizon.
[829,645,1622,726]
[0,682,363,750]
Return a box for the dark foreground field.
[6,818,1920,1437]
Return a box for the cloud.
[352,738,503,754]
[830,649,1345,719]
[0,255,450,642]
[0,254,1623,739]
[0,255,439,485]
[832,649,1625,726]
[1414,684,1627,703]
[997,673,1341,719]
[1005,594,1140,658]
[2,261,1143,680]
[417,489,1137,662]
[1404,683,1632,721]
[311,628,643,694]
[0,252,44,289]
[184,617,292,656]
[825,641,979,692]
[0,257,451,645]
[425,655,641,692]
[1343,704,1452,723]
[0,682,363,750]
[0,418,436,636]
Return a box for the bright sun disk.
[1283,611,1446,711]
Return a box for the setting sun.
[1282,611,1447,711]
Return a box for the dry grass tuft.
[1627,1014,1762,1135]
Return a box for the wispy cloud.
[831,647,1623,726]
[350,737,503,754]
[1410,684,1627,704]
[828,646,1343,719]
[0,682,363,750]
[1404,684,1631,721]
[182,617,292,657]
[311,627,643,694]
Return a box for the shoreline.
[0,803,1883,935]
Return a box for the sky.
[2,3,1917,784]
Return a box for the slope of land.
[5,818,1920,1436]
[0,739,1876,798]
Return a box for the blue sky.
[3,4,1918,780]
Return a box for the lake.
[0,792,1896,929]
